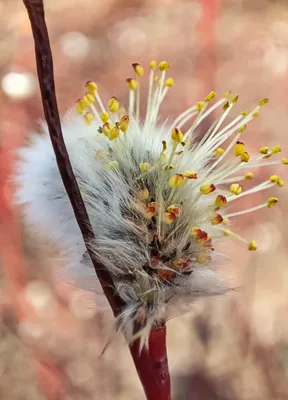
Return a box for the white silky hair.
[15,112,227,342]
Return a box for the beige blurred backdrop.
[1,0,288,399]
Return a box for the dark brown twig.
[22,0,125,315]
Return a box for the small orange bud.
[145,202,157,218]
[210,213,223,225]
[162,212,176,224]
[167,205,181,217]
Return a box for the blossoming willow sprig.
[17,60,286,345]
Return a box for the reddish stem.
[130,325,171,400]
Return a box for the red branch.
[21,1,171,398]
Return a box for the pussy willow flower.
[16,61,287,345]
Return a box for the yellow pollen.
[224,90,232,98]
[149,60,157,70]
[183,171,198,179]
[238,124,247,133]
[107,125,120,141]
[215,147,225,156]
[119,115,130,132]
[230,183,243,195]
[223,101,230,111]
[132,63,144,77]
[108,97,120,112]
[241,152,250,162]
[169,174,185,188]
[224,229,231,236]
[267,197,278,208]
[85,81,98,94]
[76,99,85,114]
[234,141,245,156]
[165,78,174,87]
[270,175,279,183]
[245,172,254,180]
[272,146,281,154]
[139,162,150,172]
[196,101,205,112]
[281,158,288,165]
[158,61,170,71]
[231,95,239,103]
[205,91,216,102]
[259,98,269,106]
[162,141,167,153]
[103,122,112,136]
[84,92,95,104]
[167,205,181,217]
[277,178,284,187]
[260,146,269,155]
[101,112,109,123]
[162,212,176,224]
[83,112,94,125]
[252,110,260,118]
[215,195,227,208]
[138,188,149,201]
[171,127,183,143]
[248,240,257,251]
[200,183,216,195]
[210,213,223,225]
[240,110,249,116]
[126,78,138,91]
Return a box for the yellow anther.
[108,97,120,112]
[231,95,239,103]
[119,115,130,132]
[222,216,230,225]
[223,101,230,111]
[145,202,157,218]
[126,78,138,90]
[224,90,232,98]
[162,212,176,224]
[107,125,120,141]
[196,101,205,112]
[103,122,112,136]
[272,146,281,154]
[163,165,175,171]
[230,183,243,195]
[205,91,216,102]
[83,112,94,125]
[277,178,284,187]
[165,78,174,87]
[200,183,216,195]
[138,188,149,201]
[270,175,279,183]
[281,158,288,165]
[238,124,247,133]
[84,92,95,104]
[215,195,227,209]
[169,174,185,188]
[259,98,269,106]
[248,240,257,251]
[139,162,150,172]
[167,205,181,217]
[76,99,85,114]
[197,254,211,265]
[158,61,170,71]
[240,110,249,116]
[85,81,98,94]
[215,147,225,156]
[101,112,109,123]
[252,110,260,118]
[183,171,198,179]
[150,60,157,70]
[224,229,231,236]
[80,96,90,108]
[132,63,144,77]
[210,213,223,225]
[107,160,118,170]
[171,127,183,143]
[161,140,167,153]
[267,197,278,208]
[260,147,269,155]
[241,152,250,163]
[234,141,245,157]
[245,172,254,180]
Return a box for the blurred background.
[1,0,288,399]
